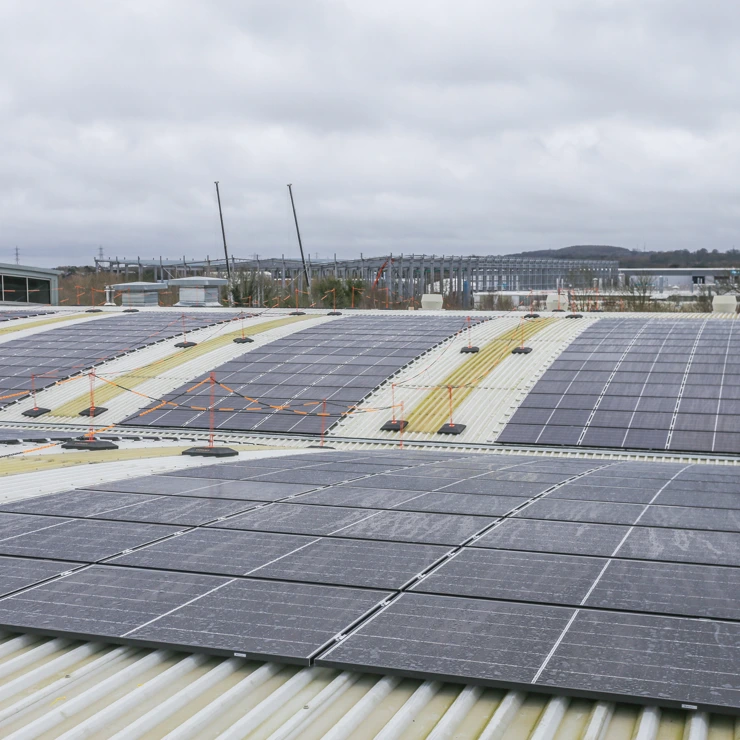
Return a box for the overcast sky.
[2,0,739,267]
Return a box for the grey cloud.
[1,0,739,266]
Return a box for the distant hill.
[508,246,740,268]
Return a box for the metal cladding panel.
[318,593,576,684]
[0,518,181,562]
[536,610,740,712]
[584,559,740,620]
[471,518,630,557]
[254,537,451,590]
[110,528,317,576]
[207,503,379,536]
[412,549,605,605]
[0,556,80,598]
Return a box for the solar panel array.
[0,450,738,711]
[0,312,240,409]
[123,316,471,434]
[0,428,76,445]
[0,308,55,322]
[499,317,740,454]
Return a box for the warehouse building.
[0,262,60,305]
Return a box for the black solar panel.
[0,312,243,409]
[122,315,475,434]
[0,308,55,322]
[499,317,740,455]
[0,450,739,712]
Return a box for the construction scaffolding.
[95,254,619,308]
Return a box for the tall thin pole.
[214,181,234,306]
[287,184,310,291]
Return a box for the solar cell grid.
[2,451,740,712]
[0,311,243,409]
[500,317,740,455]
[0,517,181,562]
[123,315,474,433]
[111,527,316,576]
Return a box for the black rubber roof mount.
[512,346,533,354]
[289,311,306,316]
[460,346,480,354]
[438,423,466,435]
[381,419,409,432]
[182,446,239,457]
[22,407,50,417]
[327,311,342,316]
[233,337,254,344]
[175,341,197,348]
[123,308,139,313]
[566,313,583,319]
[79,406,108,417]
[524,313,540,319]
[62,439,119,451]
[85,309,103,313]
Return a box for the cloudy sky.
[2,0,739,266]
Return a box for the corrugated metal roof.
[0,628,736,738]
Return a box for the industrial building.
[0,262,60,305]
[95,254,620,307]
[0,305,738,738]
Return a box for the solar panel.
[471,519,630,557]
[1,450,739,712]
[333,510,496,546]
[122,315,476,434]
[0,312,243,409]
[91,476,318,501]
[127,577,391,661]
[617,527,740,567]
[535,610,740,711]
[208,503,379,536]
[0,555,79,598]
[253,537,450,589]
[583,559,740,620]
[0,517,181,562]
[317,593,576,685]
[110,528,316,576]
[499,317,740,456]
[412,549,605,605]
